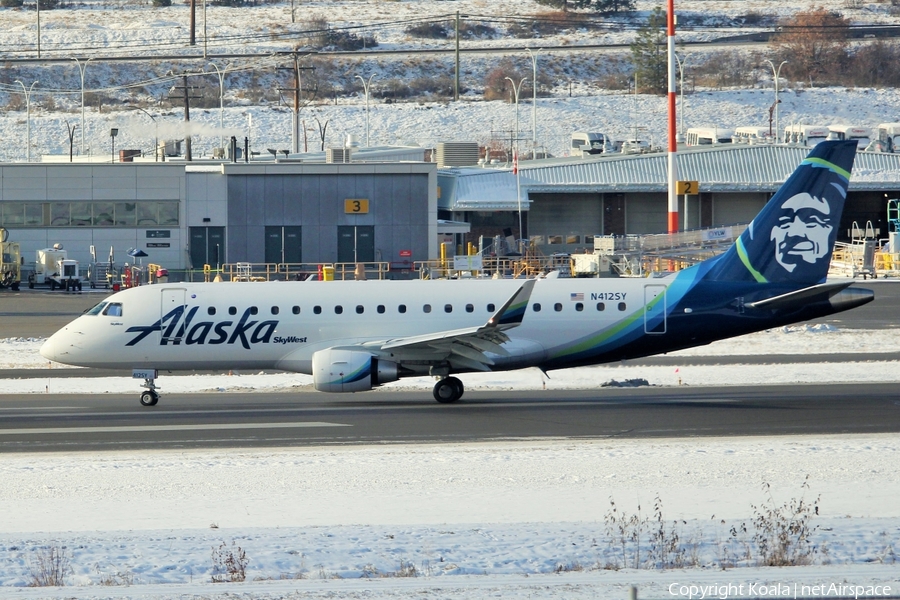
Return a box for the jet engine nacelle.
[312,348,399,393]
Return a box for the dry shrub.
[28,546,69,587]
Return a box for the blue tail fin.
[705,140,857,285]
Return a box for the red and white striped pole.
[666,0,679,234]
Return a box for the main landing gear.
[139,378,160,407]
[433,376,464,403]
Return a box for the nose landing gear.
[137,374,160,407]
[433,376,464,403]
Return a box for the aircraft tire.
[140,391,159,407]
[433,377,463,403]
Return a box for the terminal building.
[2,144,900,277]
[438,144,900,255]
[0,154,438,275]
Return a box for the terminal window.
[0,201,179,228]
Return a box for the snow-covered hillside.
[1,1,900,161]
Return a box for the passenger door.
[643,284,667,334]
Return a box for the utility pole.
[168,74,201,161]
[454,11,460,101]
[190,0,196,46]
[277,55,316,154]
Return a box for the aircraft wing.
[375,279,536,371]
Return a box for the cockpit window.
[85,302,108,316]
[103,303,123,317]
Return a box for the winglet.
[489,279,536,327]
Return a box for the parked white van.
[874,123,900,153]
[685,127,734,146]
[827,125,872,149]
[783,124,829,147]
[732,127,775,145]
[570,132,613,155]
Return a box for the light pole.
[504,76,528,156]
[354,74,376,147]
[130,107,158,161]
[207,61,229,152]
[110,127,118,163]
[674,53,689,139]
[765,59,788,141]
[73,57,94,156]
[203,0,208,58]
[526,48,541,152]
[15,80,38,163]
[36,0,41,58]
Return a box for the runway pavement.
[1,281,899,452]
[1,384,899,452]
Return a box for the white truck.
[28,245,83,291]
[827,124,872,149]
[872,123,900,153]
[685,127,734,146]
[783,124,829,147]
[570,132,614,156]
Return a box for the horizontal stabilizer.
[745,281,854,310]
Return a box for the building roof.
[438,145,900,211]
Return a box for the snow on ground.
[5,86,900,167]
[3,3,900,595]
[1,0,886,59]
[1,436,900,596]
[2,322,900,597]
[2,1,900,161]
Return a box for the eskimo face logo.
[770,192,833,273]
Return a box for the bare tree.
[772,8,850,87]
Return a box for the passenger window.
[85,302,108,316]
[314,306,322,315]
[554,303,563,312]
[271,306,279,315]
[249,306,258,315]
[228,306,237,316]
[487,303,495,312]
[575,302,583,312]
[444,304,452,313]
[398,304,407,314]
[423,304,432,313]
[103,303,123,317]
[356,305,364,314]
[465,304,474,313]
[208,306,217,316]
[597,302,605,311]
[377,305,385,314]
[335,305,343,314]
[292,306,300,315]
[618,302,627,311]
[533,303,541,312]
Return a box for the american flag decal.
[570,292,583,301]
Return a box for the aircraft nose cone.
[40,334,66,363]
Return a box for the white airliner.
[41,141,874,406]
